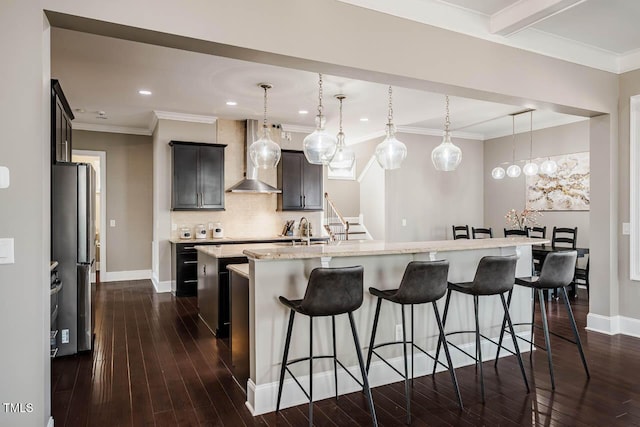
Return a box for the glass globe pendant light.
[522,110,539,176]
[303,73,337,165]
[329,95,356,171]
[491,166,506,179]
[375,86,407,170]
[249,83,281,169]
[431,95,462,171]
[506,115,521,178]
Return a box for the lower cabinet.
[230,267,250,392]
[171,244,200,297]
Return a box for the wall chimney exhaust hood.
[227,120,281,193]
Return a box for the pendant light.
[431,95,462,171]
[329,95,356,171]
[540,157,558,175]
[491,166,506,179]
[522,110,539,176]
[249,83,281,169]
[375,86,407,170]
[506,115,521,178]
[303,74,337,165]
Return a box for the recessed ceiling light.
[298,110,308,115]
[138,90,152,96]
[360,117,369,122]
[226,101,238,106]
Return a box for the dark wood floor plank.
[51,281,640,427]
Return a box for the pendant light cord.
[262,85,268,129]
[512,115,516,163]
[339,97,343,133]
[387,86,394,126]
[529,110,533,160]
[444,95,450,133]
[318,74,324,117]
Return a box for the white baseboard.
[101,269,152,282]
[151,273,172,293]
[247,331,530,416]
[586,313,640,338]
[47,416,54,427]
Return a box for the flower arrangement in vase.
[505,208,542,230]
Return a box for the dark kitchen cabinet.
[170,141,226,210]
[171,243,200,297]
[51,80,74,164]
[278,150,323,211]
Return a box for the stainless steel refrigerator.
[52,162,96,356]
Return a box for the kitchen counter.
[195,243,282,259]
[170,235,329,244]
[243,237,549,260]
[227,263,249,278]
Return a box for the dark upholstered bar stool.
[472,227,493,239]
[366,261,463,423]
[452,225,470,239]
[276,266,378,427]
[495,251,589,390]
[432,255,529,403]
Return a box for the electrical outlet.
[110,219,116,227]
[395,324,403,341]
[623,222,631,235]
[172,223,178,231]
[61,329,69,344]
[402,219,407,227]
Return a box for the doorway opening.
[72,150,106,283]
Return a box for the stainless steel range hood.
[228,120,281,193]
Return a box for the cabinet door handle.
[303,195,306,207]
[300,195,303,206]
[183,260,198,264]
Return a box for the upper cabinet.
[278,150,323,211]
[51,80,74,164]
[170,141,226,210]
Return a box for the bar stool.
[366,260,463,424]
[276,266,377,427]
[495,251,589,390]
[432,255,529,403]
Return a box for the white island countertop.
[195,243,283,259]
[243,237,550,260]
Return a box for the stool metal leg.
[348,312,379,427]
[432,288,452,376]
[401,304,410,424]
[500,293,530,393]
[494,288,513,367]
[411,304,415,387]
[332,315,339,399]
[276,310,295,412]
[309,316,314,426]
[530,287,536,361]
[560,286,590,378]
[432,301,463,409]
[366,298,382,374]
[474,295,485,403]
[537,288,555,390]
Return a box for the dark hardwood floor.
[51,280,640,426]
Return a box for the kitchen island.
[236,237,547,415]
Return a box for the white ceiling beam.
[490,0,587,37]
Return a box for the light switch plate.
[0,166,9,189]
[0,238,15,264]
[623,222,631,235]
[110,220,116,227]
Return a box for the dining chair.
[573,255,590,296]
[504,228,530,237]
[529,226,547,239]
[472,227,493,239]
[552,227,577,249]
[452,225,470,240]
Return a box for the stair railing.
[324,192,350,241]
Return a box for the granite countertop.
[195,243,284,259]
[169,235,329,244]
[242,237,550,260]
[227,263,250,279]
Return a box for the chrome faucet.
[299,217,311,246]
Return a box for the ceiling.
[51,28,587,143]
[339,0,640,73]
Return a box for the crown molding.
[280,123,316,134]
[395,126,484,141]
[153,110,217,124]
[73,122,152,136]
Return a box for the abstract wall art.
[526,152,590,211]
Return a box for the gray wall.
[0,3,50,427]
[74,130,153,273]
[385,133,484,241]
[484,121,590,247]
[618,69,640,319]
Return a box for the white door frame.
[73,149,106,281]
